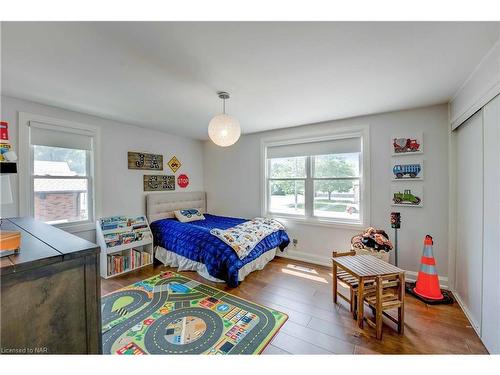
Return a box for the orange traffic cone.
[413,235,444,300]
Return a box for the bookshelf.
[96,215,154,279]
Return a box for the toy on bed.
[351,227,393,262]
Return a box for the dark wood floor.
[101,257,488,354]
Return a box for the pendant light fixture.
[208,91,241,147]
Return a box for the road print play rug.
[101,271,288,354]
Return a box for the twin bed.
[146,192,290,287]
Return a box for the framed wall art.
[391,184,423,207]
[391,133,423,155]
[391,158,424,180]
[143,175,175,191]
[128,151,163,170]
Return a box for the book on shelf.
[100,215,152,248]
[97,215,153,277]
[107,248,152,276]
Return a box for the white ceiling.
[1,22,499,139]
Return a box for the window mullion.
[305,156,314,218]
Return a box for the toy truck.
[393,164,421,178]
[393,189,421,205]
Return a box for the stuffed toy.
[352,227,393,252]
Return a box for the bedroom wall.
[203,104,450,282]
[0,95,205,242]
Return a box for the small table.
[332,254,405,328]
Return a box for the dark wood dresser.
[0,217,102,354]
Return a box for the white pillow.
[174,209,205,223]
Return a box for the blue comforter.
[150,214,290,287]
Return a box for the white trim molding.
[277,249,332,268]
[450,39,500,130]
[454,291,481,335]
[276,250,451,289]
[404,270,449,290]
[17,111,101,233]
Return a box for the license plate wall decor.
[143,175,175,191]
[128,152,163,170]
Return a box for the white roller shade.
[267,137,361,159]
[30,121,93,150]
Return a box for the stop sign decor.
[177,174,189,188]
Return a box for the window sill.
[267,214,366,230]
[54,221,96,234]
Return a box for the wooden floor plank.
[101,256,489,354]
[280,320,355,354]
[262,344,290,355]
[271,332,333,354]
[307,316,363,345]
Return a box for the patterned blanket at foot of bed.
[210,218,285,259]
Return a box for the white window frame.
[261,126,370,229]
[18,112,101,233]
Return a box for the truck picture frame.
[391,157,424,181]
[390,184,424,208]
[391,132,423,155]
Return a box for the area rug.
[101,271,288,354]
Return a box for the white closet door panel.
[482,95,500,353]
[456,110,484,332]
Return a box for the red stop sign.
[177,174,189,188]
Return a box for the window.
[268,157,306,216]
[29,121,95,226]
[264,132,367,225]
[312,153,360,221]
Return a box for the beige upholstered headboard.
[146,191,207,223]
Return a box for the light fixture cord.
[223,98,226,114]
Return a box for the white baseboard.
[277,250,450,289]
[277,249,331,267]
[405,270,449,290]
[453,291,481,336]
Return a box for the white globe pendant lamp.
[208,91,241,147]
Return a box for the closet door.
[482,95,500,354]
[455,110,483,333]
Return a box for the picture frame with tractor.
[391,185,423,207]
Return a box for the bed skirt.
[154,245,277,283]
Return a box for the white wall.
[0,95,204,242]
[204,104,450,280]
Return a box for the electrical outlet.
[292,238,298,246]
